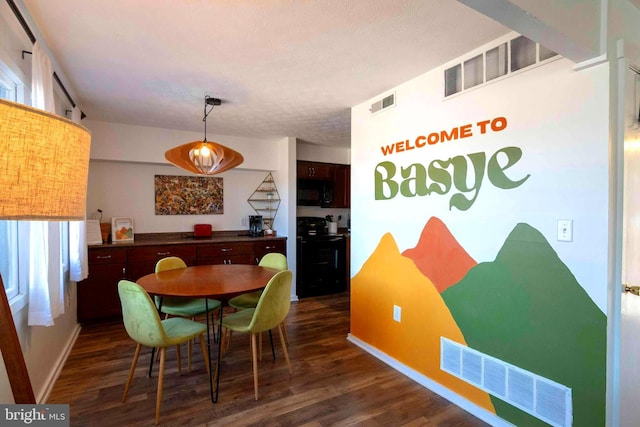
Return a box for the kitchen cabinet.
[77,237,286,323]
[253,239,287,264]
[127,245,196,281]
[297,161,334,180]
[77,247,127,323]
[196,242,254,265]
[332,164,350,208]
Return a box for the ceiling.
[22,0,508,147]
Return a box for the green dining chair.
[227,253,289,353]
[118,280,209,426]
[221,270,293,400]
[155,256,221,370]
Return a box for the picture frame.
[111,217,134,243]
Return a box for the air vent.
[441,337,572,427]
[370,93,395,115]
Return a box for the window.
[444,35,560,98]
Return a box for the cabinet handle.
[157,252,170,256]
[221,248,232,252]
[122,267,126,277]
[265,245,274,250]
[96,255,112,259]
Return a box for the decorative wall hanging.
[155,175,223,215]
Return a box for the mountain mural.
[441,223,606,427]
[401,217,477,293]
[350,232,495,412]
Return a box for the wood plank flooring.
[48,293,489,426]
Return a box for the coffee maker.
[249,215,263,237]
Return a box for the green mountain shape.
[402,216,477,293]
[441,222,606,427]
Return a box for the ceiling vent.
[370,93,395,115]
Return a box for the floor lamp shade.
[0,99,91,220]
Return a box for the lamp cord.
[203,95,215,143]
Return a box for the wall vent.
[441,337,572,427]
[370,93,395,115]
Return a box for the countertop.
[90,231,287,248]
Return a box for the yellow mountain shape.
[351,232,495,413]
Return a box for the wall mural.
[351,217,606,426]
[154,175,223,215]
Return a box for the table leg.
[214,305,223,402]
[205,299,214,402]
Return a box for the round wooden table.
[137,264,280,402]
[137,264,279,300]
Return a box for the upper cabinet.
[332,164,350,208]
[297,161,334,180]
[297,161,350,208]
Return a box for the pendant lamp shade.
[0,98,91,220]
[165,96,243,175]
[165,140,244,175]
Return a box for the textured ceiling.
[22,0,508,147]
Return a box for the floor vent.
[441,337,572,427]
[370,93,395,115]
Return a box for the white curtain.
[69,105,89,282]
[27,41,62,326]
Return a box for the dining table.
[136,263,280,402]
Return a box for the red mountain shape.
[402,217,476,293]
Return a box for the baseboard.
[38,323,81,403]
[346,334,514,427]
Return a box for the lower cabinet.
[196,242,254,265]
[253,239,287,264]
[127,245,196,281]
[77,247,127,323]
[78,238,287,323]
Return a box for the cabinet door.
[253,239,287,264]
[127,245,196,281]
[196,242,254,265]
[77,247,127,323]
[332,164,350,208]
[297,161,333,180]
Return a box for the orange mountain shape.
[351,232,494,413]
[402,217,476,292]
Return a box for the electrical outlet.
[241,217,248,227]
[393,305,402,322]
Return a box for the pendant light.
[165,96,243,175]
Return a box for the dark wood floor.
[48,292,489,426]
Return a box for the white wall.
[85,120,292,235]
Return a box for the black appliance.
[297,179,333,207]
[297,217,346,298]
[249,215,263,237]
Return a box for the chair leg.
[251,333,259,401]
[258,332,263,361]
[176,344,182,376]
[198,333,210,377]
[277,324,292,375]
[281,318,289,344]
[155,347,166,426]
[122,343,142,402]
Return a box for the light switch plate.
[557,220,573,242]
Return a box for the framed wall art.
[111,217,134,243]
[154,175,224,215]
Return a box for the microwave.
[297,179,333,207]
